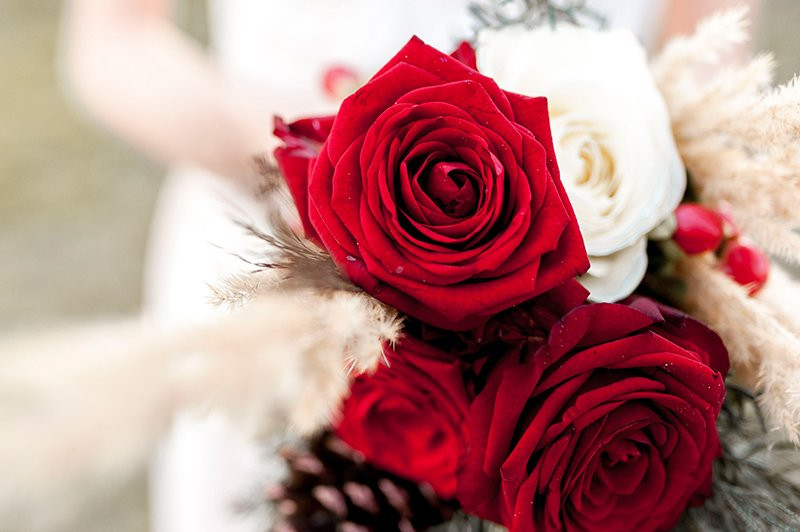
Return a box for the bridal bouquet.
[236,4,800,531]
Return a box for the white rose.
[477,25,685,302]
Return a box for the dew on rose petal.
[395,266,404,274]
[346,255,357,262]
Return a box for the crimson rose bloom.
[275,37,588,330]
[458,298,729,531]
[334,337,469,499]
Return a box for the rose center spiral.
[419,161,479,218]
[592,436,650,496]
[602,438,642,467]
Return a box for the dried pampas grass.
[653,7,800,249]
[0,284,400,531]
[0,159,403,530]
[677,256,800,444]
[654,7,800,442]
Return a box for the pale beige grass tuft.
[654,7,800,441]
[0,284,400,531]
[678,256,800,444]
[654,7,800,239]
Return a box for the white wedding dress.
[144,2,663,531]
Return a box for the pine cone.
[269,432,457,531]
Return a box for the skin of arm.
[62,0,273,181]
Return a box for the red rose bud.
[335,337,469,499]
[322,65,360,100]
[723,239,769,295]
[673,203,724,254]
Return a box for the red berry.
[322,65,360,100]
[673,203,724,254]
[723,239,769,295]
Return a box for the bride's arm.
[62,0,271,181]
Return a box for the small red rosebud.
[673,203,724,255]
[723,239,769,295]
[322,65,360,100]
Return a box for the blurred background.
[0,0,207,335]
[0,3,204,529]
[1,1,799,530]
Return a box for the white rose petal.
[477,25,685,302]
[579,238,648,303]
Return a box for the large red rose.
[275,37,588,330]
[334,337,470,499]
[458,298,729,531]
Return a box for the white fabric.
[145,2,662,531]
[209,0,475,117]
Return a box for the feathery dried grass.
[732,216,800,264]
[677,256,800,444]
[0,288,401,531]
[209,159,356,310]
[208,271,278,310]
[652,7,750,87]
[237,219,356,295]
[654,8,800,443]
[653,7,800,259]
[758,261,800,338]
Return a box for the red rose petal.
[372,37,513,117]
[458,299,729,531]
[327,61,441,162]
[450,41,478,70]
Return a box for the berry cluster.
[672,203,769,295]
